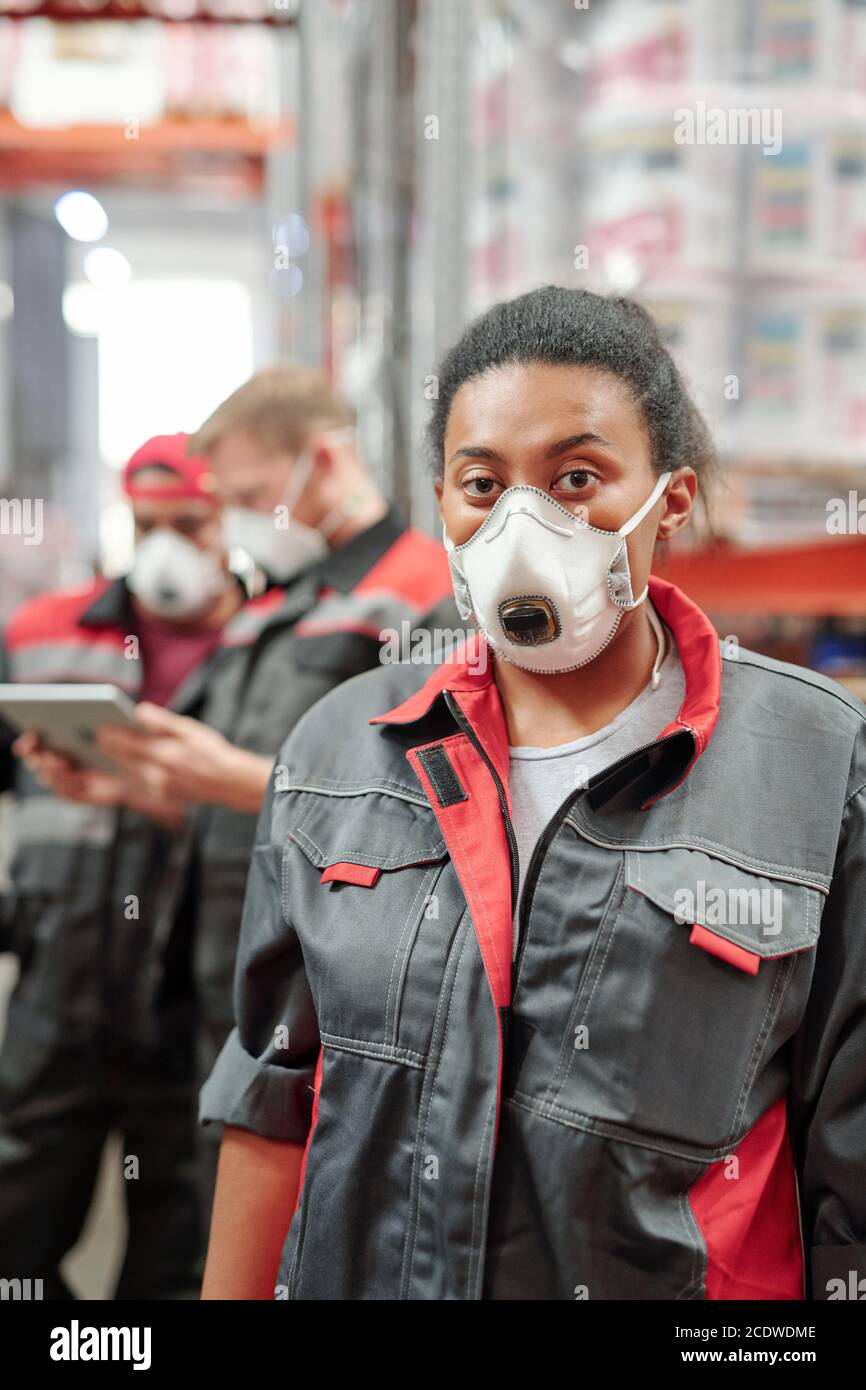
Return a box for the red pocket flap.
[320,862,381,888]
[689,923,760,976]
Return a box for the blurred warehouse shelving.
[0,112,293,193]
[403,0,866,684]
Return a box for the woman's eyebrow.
[447,433,615,468]
[544,432,613,458]
[447,445,503,466]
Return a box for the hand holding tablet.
[0,683,140,774]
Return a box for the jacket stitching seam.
[544,861,625,1112]
[571,819,831,887]
[593,827,829,882]
[279,779,429,803]
[384,862,442,1047]
[279,839,301,920]
[505,1092,736,1163]
[729,952,795,1142]
[319,1034,426,1068]
[677,1189,707,1299]
[291,825,447,869]
[844,778,866,806]
[396,914,469,1298]
[467,1096,497,1300]
[407,925,473,1294]
[727,652,866,723]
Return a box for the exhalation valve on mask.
[443,471,671,674]
[498,596,560,647]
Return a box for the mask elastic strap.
[281,426,357,535]
[281,445,317,515]
[618,471,672,538]
[647,599,666,689]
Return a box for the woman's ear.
[656,468,697,541]
[434,476,444,519]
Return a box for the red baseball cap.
[123,433,220,503]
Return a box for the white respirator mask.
[223,428,355,584]
[443,471,671,674]
[127,527,227,621]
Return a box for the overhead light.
[54,190,109,243]
[63,281,105,336]
[84,246,131,289]
[272,214,310,258]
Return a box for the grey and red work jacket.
[200,575,866,1300]
[0,506,455,1096]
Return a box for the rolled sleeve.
[198,770,319,1142]
[199,1025,317,1142]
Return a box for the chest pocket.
[546,844,823,1152]
[282,788,465,1062]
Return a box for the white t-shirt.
[508,619,686,958]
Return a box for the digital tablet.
[0,683,139,773]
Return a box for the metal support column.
[410,0,472,534]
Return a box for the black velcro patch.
[417,745,468,808]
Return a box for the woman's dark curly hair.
[427,285,718,518]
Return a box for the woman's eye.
[463,476,502,499]
[555,468,597,493]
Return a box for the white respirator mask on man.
[127,528,226,621]
[443,471,671,674]
[223,428,355,584]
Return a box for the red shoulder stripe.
[5,580,115,648]
[353,529,453,610]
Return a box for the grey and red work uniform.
[201,575,866,1300]
[0,505,454,1298]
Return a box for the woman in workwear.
[200,287,866,1301]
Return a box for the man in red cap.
[0,433,251,1299]
[122,435,237,699]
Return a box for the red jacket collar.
[643,575,721,756]
[370,574,721,767]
